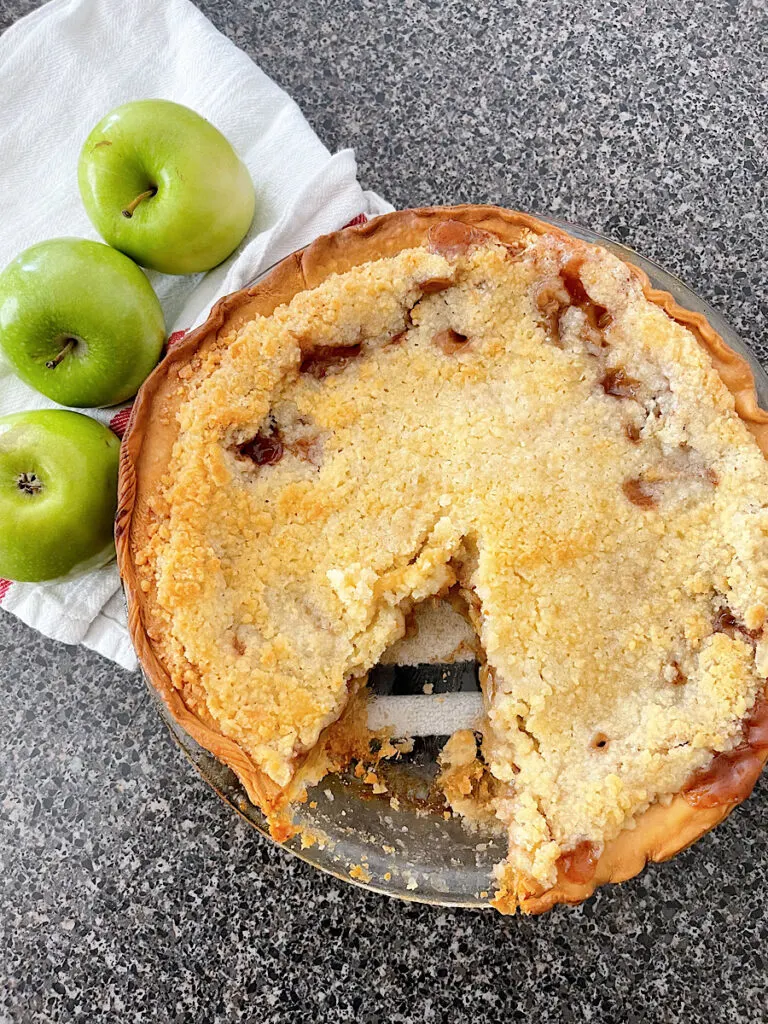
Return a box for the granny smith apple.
[0,410,120,582]
[78,99,256,275]
[0,238,165,408]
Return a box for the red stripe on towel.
[167,329,188,348]
[109,407,132,439]
[343,213,368,228]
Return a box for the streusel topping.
[139,229,768,888]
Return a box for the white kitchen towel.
[0,0,392,670]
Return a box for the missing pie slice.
[117,205,768,914]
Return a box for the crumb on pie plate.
[116,205,768,915]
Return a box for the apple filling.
[300,343,362,379]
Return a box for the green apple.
[0,238,165,408]
[0,410,120,582]
[78,99,256,275]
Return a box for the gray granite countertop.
[2,1,768,1021]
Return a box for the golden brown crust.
[116,204,768,911]
[505,747,768,914]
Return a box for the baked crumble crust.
[118,206,768,913]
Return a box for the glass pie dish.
[145,215,768,909]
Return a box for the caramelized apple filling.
[622,477,657,508]
[418,276,453,295]
[621,443,719,510]
[684,697,768,808]
[713,606,761,643]
[667,661,687,686]
[300,343,362,378]
[236,426,284,466]
[556,841,600,884]
[535,277,571,343]
[427,219,490,258]
[534,256,611,345]
[561,256,611,330]
[601,367,640,399]
[235,409,323,468]
[434,328,469,354]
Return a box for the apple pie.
[117,205,768,914]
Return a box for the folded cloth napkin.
[0,0,392,669]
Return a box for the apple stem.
[121,187,157,219]
[45,338,76,370]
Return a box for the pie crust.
[117,205,768,914]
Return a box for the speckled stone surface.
[1,0,768,1021]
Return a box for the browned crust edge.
[115,204,768,913]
